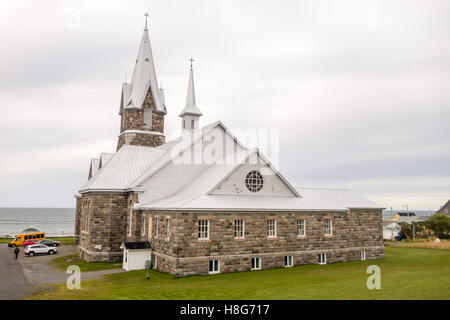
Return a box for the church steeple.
[179,58,202,131]
[117,14,166,151]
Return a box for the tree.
[426,214,450,239]
[398,222,412,240]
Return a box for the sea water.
[0,207,75,238]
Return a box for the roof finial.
[144,12,150,30]
[189,57,194,70]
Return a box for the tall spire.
[123,14,166,114]
[179,58,202,118]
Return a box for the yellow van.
[7,232,46,247]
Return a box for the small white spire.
[179,58,202,118]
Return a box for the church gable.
[209,152,298,197]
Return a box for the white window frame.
[267,219,276,238]
[285,255,293,267]
[324,218,333,236]
[198,220,209,240]
[251,257,261,270]
[128,201,133,236]
[297,219,306,236]
[208,260,220,274]
[166,218,171,240]
[143,108,153,128]
[142,215,147,236]
[234,219,245,239]
[318,253,327,265]
[361,250,367,261]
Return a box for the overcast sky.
[0,0,449,209]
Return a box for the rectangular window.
[143,109,153,128]
[285,255,293,267]
[198,220,209,239]
[147,217,153,240]
[318,253,327,265]
[251,257,261,270]
[142,216,147,236]
[155,218,159,238]
[209,260,220,274]
[267,219,276,237]
[166,218,171,240]
[234,220,244,238]
[182,119,186,129]
[297,219,306,236]
[324,218,333,235]
[361,250,366,261]
[191,119,195,129]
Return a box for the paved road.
[0,245,30,300]
[0,244,124,299]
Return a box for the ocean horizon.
[0,207,437,239]
[0,207,75,238]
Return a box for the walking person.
[14,246,20,260]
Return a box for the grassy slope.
[26,247,450,300]
[0,237,75,245]
[49,255,122,272]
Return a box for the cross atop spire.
[144,12,150,30]
[189,57,194,70]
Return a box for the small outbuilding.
[120,241,152,271]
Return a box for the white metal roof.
[179,66,202,117]
[136,188,382,211]
[80,145,167,193]
[124,29,166,113]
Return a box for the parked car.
[37,239,60,247]
[8,232,45,247]
[21,239,38,247]
[24,244,57,257]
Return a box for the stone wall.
[116,132,165,150]
[140,209,384,276]
[78,193,131,261]
[74,196,81,245]
[117,86,166,151]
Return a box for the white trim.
[198,219,209,240]
[318,253,327,265]
[119,129,165,137]
[251,257,261,270]
[267,219,276,238]
[324,218,333,236]
[285,255,293,267]
[361,249,367,261]
[234,219,245,239]
[208,259,220,274]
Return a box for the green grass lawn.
[0,237,75,245]
[26,246,450,300]
[49,254,122,272]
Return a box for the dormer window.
[245,170,264,193]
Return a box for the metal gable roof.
[79,145,167,193]
[136,187,382,211]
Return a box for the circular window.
[245,170,264,193]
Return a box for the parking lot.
[0,244,123,299]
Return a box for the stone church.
[74,19,384,276]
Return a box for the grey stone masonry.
[117,86,165,150]
[136,209,384,276]
[78,193,133,261]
